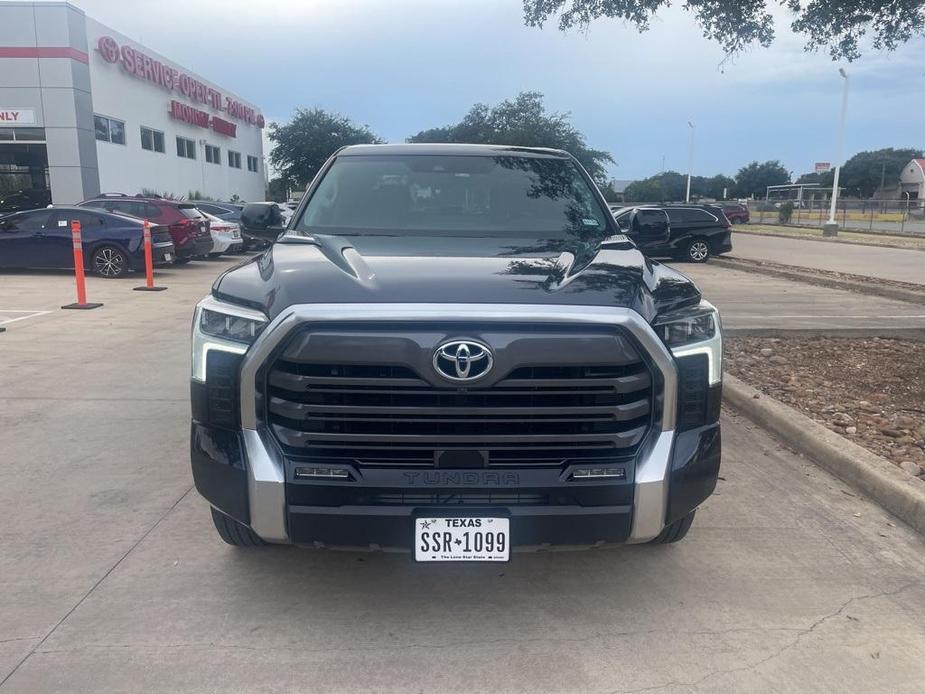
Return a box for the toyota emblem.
[433,340,493,382]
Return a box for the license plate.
[164,253,173,262]
[414,517,509,562]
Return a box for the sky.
[68,0,925,182]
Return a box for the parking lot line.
[0,310,52,326]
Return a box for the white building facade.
[0,1,266,206]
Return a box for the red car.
[721,203,750,224]
[78,194,213,262]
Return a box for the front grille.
[363,492,551,506]
[265,328,655,468]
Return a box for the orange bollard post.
[133,219,168,292]
[61,219,103,310]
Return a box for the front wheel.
[91,245,129,278]
[684,238,711,263]
[649,511,696,544]
[210,508,268,547]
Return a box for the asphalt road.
[2,260,925,693]
[730,232,925,286]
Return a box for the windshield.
[294,154,611,239]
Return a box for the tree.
[701,174,736,200]
[837,147,923,198]
[624,171,687,202]
[266,177,289,203]
[268,108,381,190]
[734,160,790,198]
[522,1,925,62]
[408,91,614,184]
[623,171,736,202]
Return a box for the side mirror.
[240,202,286,242]
[627,208,670,249]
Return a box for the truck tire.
[210,508,268,547]
[650,510,696,544]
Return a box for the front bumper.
[192,420,720,549]
[191,303,722,548]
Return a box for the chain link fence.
[744,198,925,235]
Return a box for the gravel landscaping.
[725,337,925,478]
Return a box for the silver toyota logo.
[433,340,493,382]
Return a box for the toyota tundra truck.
[190,144,722,561]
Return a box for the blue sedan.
[0,206,175,278]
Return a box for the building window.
[247,155,259,173]
[94,115,125,145]
[140,126,165,153]
[176,136,196,159]
[228,150,241,169]
[205,144,221,164]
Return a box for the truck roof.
[337,143,572,158]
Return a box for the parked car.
[611,203,733,263]
[188,200,243,222]
[200,212,244,257]
[190,200,268,251]
[721,203,749,224]
[77,194,212,263]
[0,206,174,278]
[0,188,52,215]
[194,143,722,554]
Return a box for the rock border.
[724,373,925,534]
[712,256,925,306]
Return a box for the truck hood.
[212,233,701,322]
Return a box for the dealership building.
[0,1,266,208]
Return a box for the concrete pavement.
[2,259,925,692]
[730,232,925,286]
[676,263,925,331]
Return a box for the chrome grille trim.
[235,303,679,544]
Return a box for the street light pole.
[824,68,849,237]
[685,121,694,203]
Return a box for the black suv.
[190,144,723,560]
[611,204,733,263]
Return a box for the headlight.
[192,297,268,382]
[652,301,722,385]
[652,304,716,348]
[200,307,266,343]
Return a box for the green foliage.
[733,160,791,198]
[838,148,922,197]
[268,108,382,190]
[521,0,925,62]
[624,171,687,202]
[408,91,614,184]
[140,188,181,200]
[778,201,794,224]
[599,182,620,203]
[229,194,242,204]
[796,148,923,197]
[623,171,735,203]
[187,190,213,201]
[267,177,289,203]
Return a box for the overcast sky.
[71,0,925,181]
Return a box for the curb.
[712,257,925,306]
[723,374,925,534]
[724,327,925,339]
[741,223,925,242]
